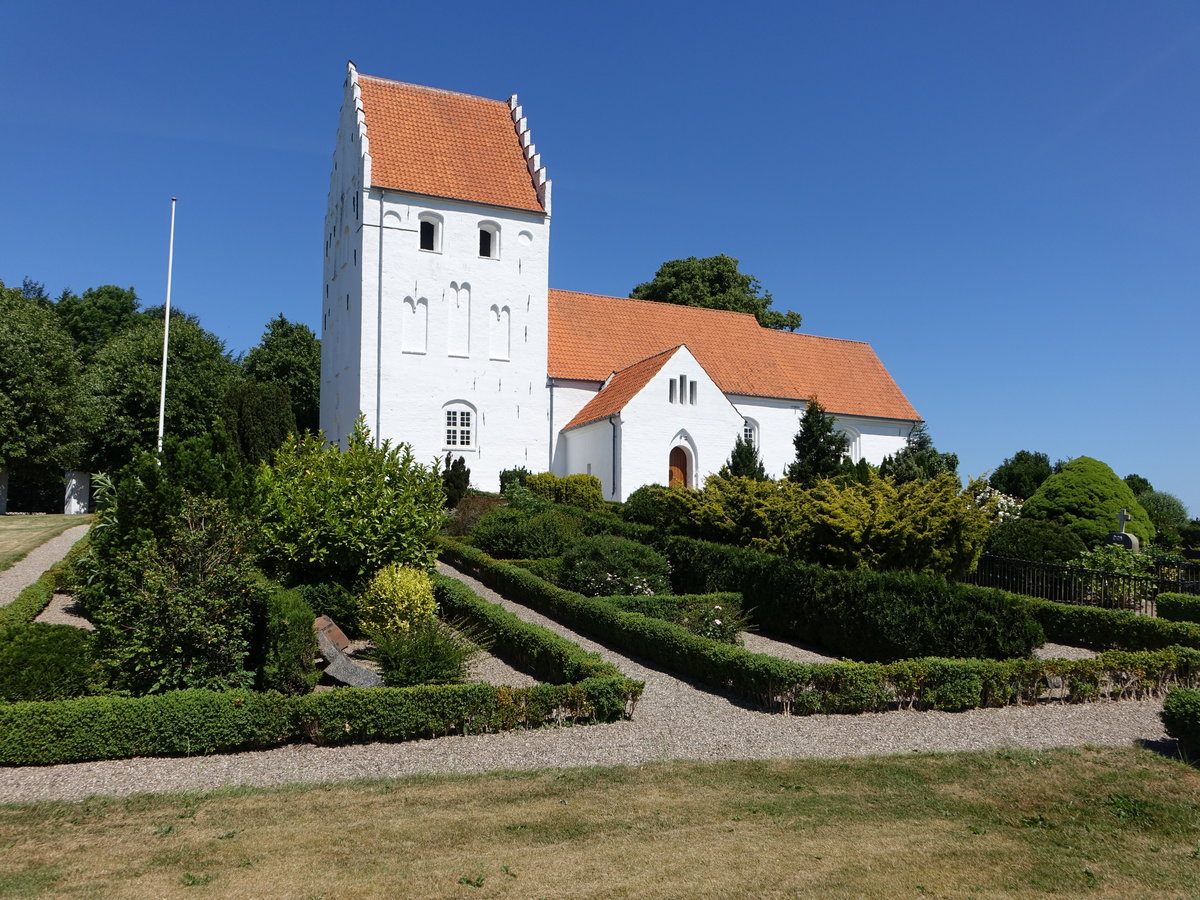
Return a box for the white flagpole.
[156,197,177,456]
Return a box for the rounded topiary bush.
[1162,687,1200,762]
[356,565,437,634]
[621,484,698,533]
[470,507,582,559]
[558,534,671,597]
[0,623,99,701]
[556,474,605,511]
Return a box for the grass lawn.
[1,746,1197,898]
[0,515,91,573]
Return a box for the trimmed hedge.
[1030,598,1200,651]
[0,623,98,702]
[1158,593,1200,625]
[439,539,1200,715]
[0,575,642,766]
[1162,687,1200,761]
[661,535,1043,662]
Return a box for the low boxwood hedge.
[1158,593,1200,625]
[1030,597,1200,651]
[0,532,92,630]
[1162,687,1200,761]
[0,573,643,766]
[439,539,1200,715]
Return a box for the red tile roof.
[357,74,544,213]
[548,290,919,421]
[563,346,680,431]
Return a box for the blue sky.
[3,1,1197,512]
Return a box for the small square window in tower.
[479,228,493,258]
[420,220,436,251]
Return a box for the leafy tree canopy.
[1123,473,1153,497]
[1136,490,1190,550]
[989,450,1052,500]
[786,399,849,485]
[55,285,141,361]
[1021,456,1154,548]
[879,422,958,484]
[242,315,321,434]
[82,308,240,474]
[223,380,296,465]
[629,254,801,331]
[0,281,85,476]
[719,434,767,480]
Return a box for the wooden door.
[668,447,688,488]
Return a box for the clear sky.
[3,1,1197,512]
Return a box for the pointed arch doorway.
[668,446,689,489]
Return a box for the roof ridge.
[358,73,508,106]
[766,328,870,347]
[608,343,684,377]
[549,288,763,323]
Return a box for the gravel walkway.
[0,560,1172,805]
[0,523,90,606]
[33,594,95,630]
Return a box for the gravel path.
[0,560,1173,805]
[33,594,94,630]
[0,523,90,606]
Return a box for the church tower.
[321,63,552,490]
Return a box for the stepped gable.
[548,289,919,421]
[357,74,545,213]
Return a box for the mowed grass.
[1,746,1198,898]
[0,515,90,572]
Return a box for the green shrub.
[469,506,582,559]
[84,495,266,695]
[255,416,444,586]
[602,593,747,643]
[257,584,319,696]
[357,565,437,634]
[0,569,55,628]
[0,689,292,766]
[984,518,1087,564]
[0,623,99,701]
[445,492,504,537]
[372,617,486,687]
[296,581,361,635]
[499,467,531,493]
[558,535,671,597]
[1162,688,1200,761]
[621,484,699,533]
[1030,598,1200,651]
[442,453,471,508]
[1159,593,1200,624]
[556,474,605,511]
[524,472,558,502]
[1021,456,1154,548]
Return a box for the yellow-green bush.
[524,472,559,501]
[357,565,437,634]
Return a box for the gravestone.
[313,616,383,688]
[1104,507,1140,552]
[314,615,350,652]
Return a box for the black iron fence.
[963,554,1200,617]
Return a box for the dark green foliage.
[719,434,767,480]
[295,582,360,636]
[629,254,801,331]
[600,593,748,643]
[53,284,141,360]
[446,492,505,537]
[442,454,471,508]
[1029,598,1200,651]
[161,422,252,509]
[1162,688,1200,761]
[470,506,582,559]
[1124,473,1154,497]
[984,518,1088,564]
[84,495,265,695]
[255,417,445,586]
[786,399,849,484]
[878,422,958,484]
[621,484,699,533]
[242,315,321,434]
[989,450,1053,500]
[441,540,1200,716]
[223,380,296,465]
[256,584,319,696]
[1022,457,1154,548]
[558,534,672,597]
[371,618,486,687]
[499,467,531,493]
[0,624,98,702]
[663,535,1043,662]
[83,309,241,473]
[1156,593,1200,625]
[0,689,293,766]
[0,281,85,478]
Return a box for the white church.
[320,64,920,501]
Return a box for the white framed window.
[743,419,759,446]
[478,221,500,259]
[418,213,443,252]
[445,409,473,447]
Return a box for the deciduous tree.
[989,450,1052,500]
[242,315,321,434]
[630,254,801,331]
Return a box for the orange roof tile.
[548,290,919,421]
[563,346,680,431]
[358,74,544,213]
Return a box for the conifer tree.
[786,399,848,484]
[719,434,768,480]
